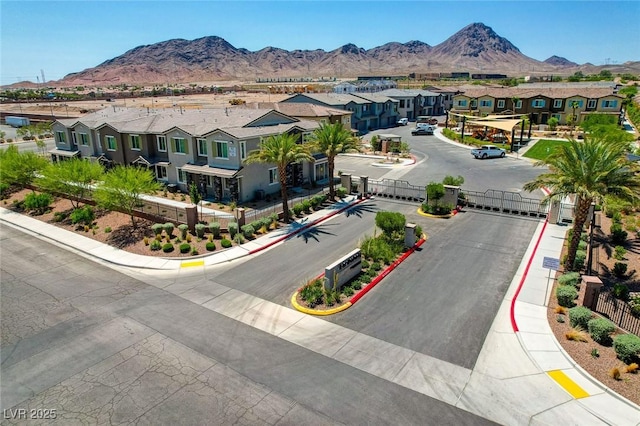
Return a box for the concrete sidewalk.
[1,198,639,424]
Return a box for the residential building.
[378,89,446,120]
[51,106,322,203]
[450,87,623,125]
[244,102,352,129]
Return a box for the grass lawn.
[523,139,569,161]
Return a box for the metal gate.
[462,189,548,218]
[365,178,425,202]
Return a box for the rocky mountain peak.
[434,22,520,57]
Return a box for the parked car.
[471,145,506,159]
[411,127,434,136]
[397,118,409,126]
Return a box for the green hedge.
[558,272,581,288]
[179,243,191,253]
[209,222,221,238]
[557,285,578,307]
[195,223,206,238]
[569,306,592,329]
[221,238,232,248]
[587,318,615,345]
[206,241,216,251]
[613,334,640,364]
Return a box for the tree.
[93,166,161,228]
[524,137,640,271]
[189,182,202,221]
[37,158,104,209]
[0,145,48,190]
[547,117,559,131]
[309,122,360,200]
[244,133,313,223]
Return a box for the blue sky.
[1,1,638,86]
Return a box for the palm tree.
[245,133,313,223]
[309,122,360,200]
[569,100,580,135]
[524,137,640,271]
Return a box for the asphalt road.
[1,226,496,425]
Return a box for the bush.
[178,224,189,239]
[162,243,174,253]
[360,235,399,265]
[370,262,382,271]
[23,192,53,214]
[221,238,232,248]
[415,225,423,238]
[613,262,629,280]
[631,296,640,317]
[588,317,616,345]
[574,250,587,270]
[209,222,221,238]
[578,240,588,251]
[611,223,628,245]
[206,241,216,251]
[613,334,640,364]
[104,226,112,233]
[614,245,627,261]
[70,206,94,225]
[302,199,312,213]
[612,283,630,300]
[343,286,355,297]
[240,224,254,238]
[179,243,191,253]
[292,203,304,216]
[151,223,164,236]
[336,187,348,198]
[163,222,175,236]
[228,222,238,238]
[557,285,578,307]
[195,223,206,238]
[558,272,581,288]
[300,279,324,307]
[150,240,162,251]
[569,306,593,329]
[375,211,406,237]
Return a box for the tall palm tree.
[245,133,313,223]
[524,137,640,271]
[309,122,360,200]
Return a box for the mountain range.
[54,23,640,86]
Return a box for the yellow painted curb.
[416,207,454,219]
[547,370,590,399]
[181,260,205,268]
[291,292,352,316]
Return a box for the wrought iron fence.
[593,290,640,336]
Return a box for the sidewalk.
[1,196,639,423]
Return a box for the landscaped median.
[292,233,426,316]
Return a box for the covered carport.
[446,113,531,151]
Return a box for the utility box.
[340,173,352,194]
[405,223,417,248]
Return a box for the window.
[268,168,278,185]
[553,99,563,108]
[569,100,584,108]
[80,133,89,146]
[71,131,78,146]
[177,168,186,183]
[532,99,546,108]
[172,137,187,154]
[239,141,246,161]
[456,100,468,107]
[157,135,167,152]
[587,99,597,109]
[197,138,208,156]
[105,135,117,151]
[601,100,618,108]
[470,99,477,108]
[130,134,141,150]
[399,100,405,108]
[156,165,167,180]
[497,100,505,108]
[480,100,492,107]
[514,100,522,109]
[215,141,228,159]
[55,131,66,144]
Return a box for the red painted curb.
[350,238,425,305]
[248,197,367,255]
[510,219,548,332]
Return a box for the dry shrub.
[566,327,589,342]
[609,367,622,380]
[555,306,567,315]
[626,363,639,374]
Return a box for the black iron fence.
[593,290,640,336]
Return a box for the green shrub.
[70,206,94,225]
[249,220,262,231]
[23,192,53,214]
[162,243,174,253]
[206,241,216,251]
[574,250,587,270]
[588,317,616,345]
[370,262,382,271]
[613,334,640,364]
[415,225,423,238]
[343,286,355,297]
[360,235,398,264]
[151,223,164,236]
[209,222,221,238]
[613,263,628,280]
[558,272,581,288]
[612,211,622,224]
[179,243,191,253]
[163,222,175,236]
[352,280,363,290]
[150,240,162,251]
[178,224,189,239]
[557,285,578,307]
[53,211,67,222]
[361,260,370,270]
[292,203,304,216]
[191,248,199,255]
[269,212,279,223]
[194,223,206,238]
[104,226,112,233]
[300,279,324,307]
[375,211,406,237]
[578,240,588,251]
[302,199,312,213]
[228,222,238,238]
[614,245,627,261]
[221,238,232,248]
[611,223,628,245]
[241,224,255,238]
[612,283,630,300]
[569,306,593,329]
[336,187,348,198]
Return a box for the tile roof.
[455,87,621,99]
[377,88,442,97]
[245,102,351,117]
[289,93,371,105]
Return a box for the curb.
[416,207,457,219]
[290,292,352,316]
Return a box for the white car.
[471,145,506,159]
[397,118,409,126]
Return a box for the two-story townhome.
[350,93,399,129]
[378,89,446,120]
[244,102,353,129]
[450,87,623,125]
[51,107,321,203]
